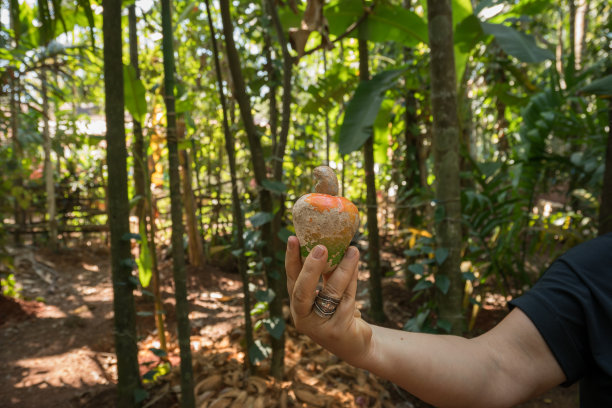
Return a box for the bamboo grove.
[1,0,612,406]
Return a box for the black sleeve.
[509,259,590,386]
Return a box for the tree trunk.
[219,0,285,379]
[574,0,588,70]
[41,70,58,250]
[128,5,146,224]
[324,50,331,165]
[396,79,419,231]
[128,4,167,354]
[263,21,278,151]
[266,0,291,302]
[427,0,464,334]
[161,0,196,405]
[395,0,421,234]
[11,73,25,245]
[9,0,25,246]
[204,0,255,372]
[359,36,385,324]
[191,140,206,240]
[569,0,576,69]
[178,118,205,267]
[102,0,141,405]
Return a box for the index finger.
[291,245,328,318]
[285,236,302,296]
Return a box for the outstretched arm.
[285,236,566,408]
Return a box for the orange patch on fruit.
[304,194,358,221]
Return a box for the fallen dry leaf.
[195,374,223,394]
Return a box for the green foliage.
[480,22,554,62]
[338,67,406,156]
[123,64,148,123]
[325,0,427,45]
[1,274,20,298]
[581,74,612,96]
[261,180,287,194]
[1,0,609,355]
[249,212,274,227]
[135,222,153,288]
[249,340,271,365]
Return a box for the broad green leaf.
[149,347,168,358]
[135,221,152,288]
[255,288,276,303]
[412,279,433,292]
[408,263,424,275]
[462,271,476,281]
[474,0,505,17]
[250,301,269,316]
[277,228,293,243]
[366,4,428,45]
[326,0,427,45]
[435,275,450,294]
[373,99,395,163]
[403,309,430,332]
[451,0,474,84]
[249,212,274,227]
[403,249,420,257]
[421,245,433,254]
[452,0,473,28]
[38,0,54,45]
[51,0,68,35]
[123,64,147,123]
[133,388,149,404]
[338,67,406,156]
[249,340,271,364]
[454,14,484,53]
[142,370,157,381]
[436,319,452,333]
[434,248,449,265]
[262,179,287,194]
[480,22,554,63]
[76,0,96,46]
[580,75,612,96]
[278,4,303,34]
[264,317,285,340]
[175,92,194,113]
[326,0,367,38]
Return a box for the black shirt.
[509,233,612,407]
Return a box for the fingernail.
[347,246,358,259]
[287,236,295,250]
[312,245,325,259]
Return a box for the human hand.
[285,236,373,366]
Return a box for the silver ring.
[313,292,341,318]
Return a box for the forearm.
[354,325,508,408]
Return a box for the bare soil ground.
[0,245,578,407]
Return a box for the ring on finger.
[313,292,341,318]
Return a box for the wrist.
[352,323,381,372]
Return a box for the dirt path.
[1,246,116,408]
[0,245,578,407]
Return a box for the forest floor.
[0,244,578,408]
